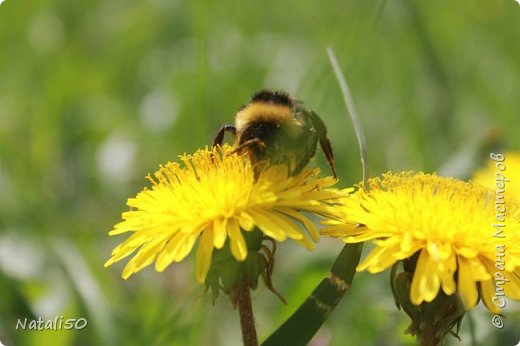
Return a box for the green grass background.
[0,0,519,345]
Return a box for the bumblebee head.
[235,90,298,133]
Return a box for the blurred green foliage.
[0,0,519,345]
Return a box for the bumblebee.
[213,89,337,179]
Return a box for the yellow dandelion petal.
[292,236,315,250]
[457,257,479,309]
[109,220,133,235]
[278,207,319,242]
[439,256,457,295]
[104,242,137,268]
[263,211,306,240]
[121,233,170,279]
[238,212,255,231]
[227,218,247,261]
[480,279,500,314]
[322,172,520,313]
[411,250,441,304]
[105,145,338,281]
[213,218,228,249]
[318,223,353,238]
[357,244,400,273]
[155,226,201,272]
[248,210,288,241]
[196,225,215,283]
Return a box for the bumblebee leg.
[230,138,265,154]
[292,157,309,176]
[212,125,237,147]
[309,110,337,179]
[319,136,337,179]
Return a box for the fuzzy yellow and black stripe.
[235,90,299,133]
[235,102,295,132]
[250,89,294,107]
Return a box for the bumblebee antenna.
[327,48,369,190]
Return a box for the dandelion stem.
[416,325,442,346]
[236,280,258,346]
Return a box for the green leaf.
[261,243,363,346]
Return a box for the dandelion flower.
[105,145,339,283]
[322,172,520,313]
